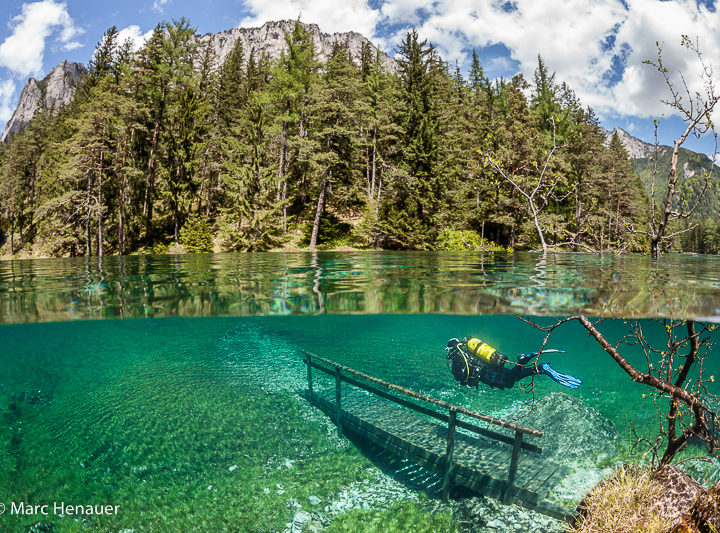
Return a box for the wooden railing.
[302,351,544,505]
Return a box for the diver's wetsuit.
[445,337,581,390]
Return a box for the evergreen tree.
[0,23,675,257]
[307,42,366,249]
[375,30,444,249]
[269,20,318,233]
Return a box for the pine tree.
[375,30,443,249]
[269,21,318,234]
[307,42,366,249]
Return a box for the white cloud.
[0,80,17,122]
[152,0,170,13]
[239,0,383,41]
[380,0,428,26]
[398,0,720,123]
[236,0,715,124]
[116,25,153,52]
[0,0,83,78]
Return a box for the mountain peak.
[1,21,393,144]
[603,126,656,159]
[1,61,86,143]
[199,20,394,72]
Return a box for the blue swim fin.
[518,349,564,365]
[541,363,582,389]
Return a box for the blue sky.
[1,0,719,155]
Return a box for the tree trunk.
[118,125,132,256]
[97,124,106,258]
[574,173,583,251]
[144,120,160,244]
[310,172,328,251]
[277,138,287,233]
[375,165,383,213]
[365,141,370,198]
[174,207,180,245]
[174,168,181,246]
[86,150,95,257]
[529,202,548,254]
[370,126,377,200]
[651,122,696,259]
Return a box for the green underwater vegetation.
[0,259,718,532]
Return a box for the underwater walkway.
[302,353,573,522]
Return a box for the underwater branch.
[577,315,718,465]
[521,314,718,465]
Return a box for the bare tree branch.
[638,37,720,259]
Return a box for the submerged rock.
[573,464,716,533]
[653,465,706,525]
[283,510,312,533]
[11,390,51,406]
[670,479,720,532]
[428,496,564,533]
[518,393,618,461]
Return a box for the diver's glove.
[540,363,582,389]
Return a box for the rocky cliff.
[198,20,394,71]
[603,126,656,159]
[1,21,391,144]
[1,60,86,143]
[604,126,720,217]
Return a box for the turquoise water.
[1,253,720,532]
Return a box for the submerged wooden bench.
[302,352,573,521]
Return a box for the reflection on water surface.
[1,251,720,323]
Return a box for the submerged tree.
[526,315,719,466]
[481,104,564,254]
[634,37,720,259]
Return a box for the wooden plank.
[306,355,313,395]
[531,464,570,498]
[453,463,538,504]
[510,455,538,486]
[518,461,559,493]
[335,366,343,436]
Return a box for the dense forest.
[0,19,717,257]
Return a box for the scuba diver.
[445,337,581,390]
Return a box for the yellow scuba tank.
[466,338,496,364]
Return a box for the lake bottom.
[1,315,718,532]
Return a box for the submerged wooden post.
[306,354,313,396]
[441,408,457,502]
[503,430,523,505]
[335,365,342,436]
